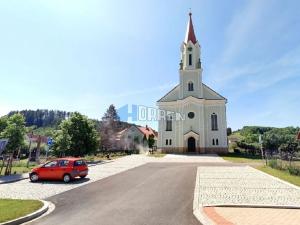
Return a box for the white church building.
[157,13,228,154]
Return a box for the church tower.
[179,12,203,99]
[157,12,228,154]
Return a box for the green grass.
[258,166,300,187]
[221,152,263,163]
[148,153,166,158]
[0,199,43,223]
[0,159,36,176]
[222,152,300,187]
[0,166,33,176]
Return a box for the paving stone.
[195,166,300,207]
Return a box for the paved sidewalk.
[0,155,154,199]
[194,166,300,225]
[195,166,300,207]
[0,173,28,184]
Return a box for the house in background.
[116,125,157,152]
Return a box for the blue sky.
[0,0,299,130]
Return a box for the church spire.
[184,12,197,44]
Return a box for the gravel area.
[195,166,300,207]
[0,155,153,200]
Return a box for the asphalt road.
[30,163,207,225]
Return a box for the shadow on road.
[33,177,90,185]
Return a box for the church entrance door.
[187,137,196,152]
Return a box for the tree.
[279,139,299,166]
[53,112,99,157]
[0,116,8,133]
[102,105,120,122]
[100,105,120,149]
[52,130,71,157]
[148,134,155,149]
[8,109,71,128]
[0,114,26,175]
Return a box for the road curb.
[193,167,215,225]
[0,200,50,225]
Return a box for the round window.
[188,112,195,119]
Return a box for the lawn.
[0,166,33,176]
[258,166,300,187]
[221,152,263,164]
[0,159,36,176]
[0,199,43,223]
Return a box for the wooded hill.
[8,110,71,128]
[7,109,133,137]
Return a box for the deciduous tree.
[0,114,26,175]
[53,112,99,157]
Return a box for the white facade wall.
[157,99,227,153]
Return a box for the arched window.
[216,139,219,146]
[211,113,218,131]
[166,115,172,131]
[189,54,192,66]
[169,139,172,145]
[166,139,168,145]
[212,139,215,145]
[188,82,194,91]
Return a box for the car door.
[39,160,58,179]
[57,160,70,179]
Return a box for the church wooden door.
[188,137,196,152]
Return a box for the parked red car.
[29,157,88,183]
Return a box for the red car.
[29,157,88,183]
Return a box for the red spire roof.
[185,12,197,44]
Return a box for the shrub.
[84,155,95,162]
[268,159,278,169]
[287,166,300,176]
[229,142,238,151]
[234,149,241,154]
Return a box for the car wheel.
[30,173,39,182]
[80,175,87,179]
[63,174,71,183]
